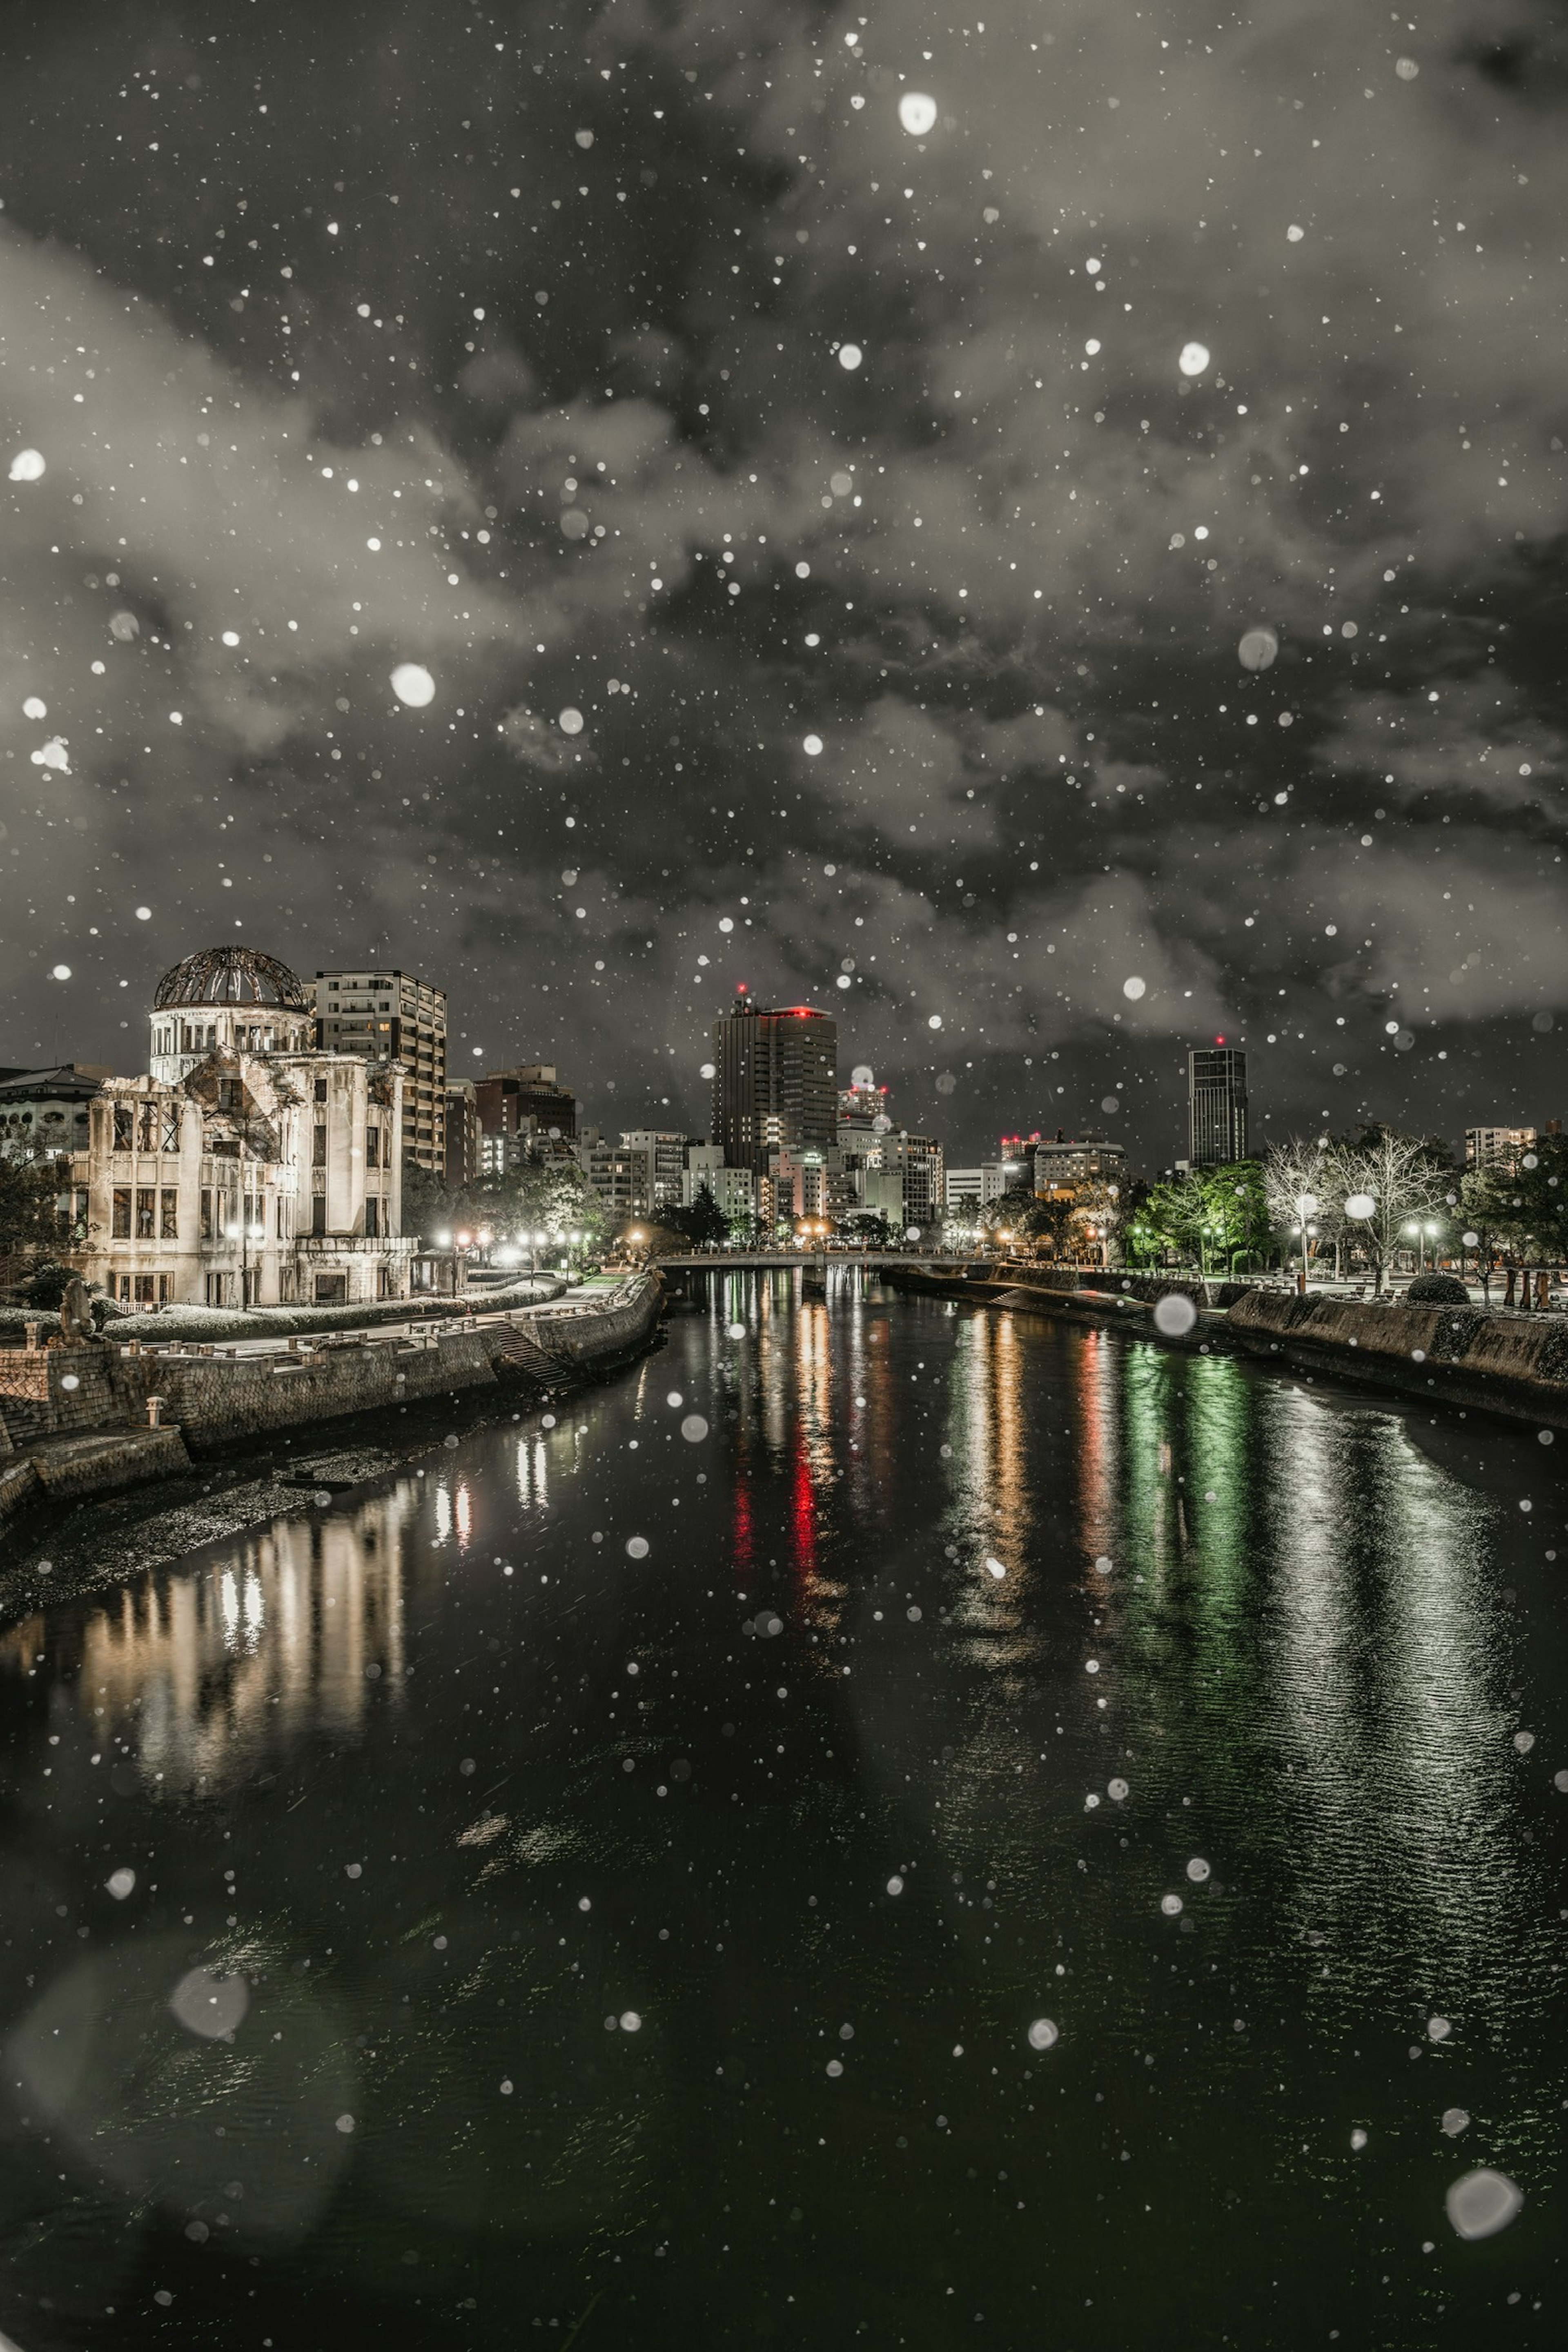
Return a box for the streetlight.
[1344,1189,1378,1290]
[1295,1192,1319,1290]
[226,1214,267,1308]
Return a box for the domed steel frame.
[153,946,310,1011]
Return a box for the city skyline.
[2,2,1563,1171]
[9,930,1554,1180]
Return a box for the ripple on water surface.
[1,1273,1564,2349]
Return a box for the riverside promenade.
[882,1262,1568,1432]
[0,1273,662,1531]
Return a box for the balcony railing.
[293,1234,416,1254]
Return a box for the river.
[1,1271,1565,2350]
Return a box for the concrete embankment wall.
[0,1278,662,1529]
[1226,1290,1568,1428]
[889,1265,1568,1425]
[98,1282,661,1450]
[884,1267,1226,1350]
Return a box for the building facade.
[681,1145,755,1223]
[712,992,838,1173]
[309,967,447,1173]
[475,1065,579,1174]
[1464,1125,1537,1173]
[575,1129,693,1223]
[945,1163,1009,1215]
[443,1081,482,1190]
[1025,1132,1128,1197]
[4,948,414,1308]
[1187,1047,1249,1167]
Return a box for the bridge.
[646,1250,935,1272]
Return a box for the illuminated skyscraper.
[712,991,838,1174]
[1187,1045,1248,1166]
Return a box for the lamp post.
[1344,1191,1378,1290]
[225,1211,267,1309]
[1295,1192,1320,1292]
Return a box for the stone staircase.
[486,1317,575,1383]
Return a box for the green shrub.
[1405,1273,1471,1305]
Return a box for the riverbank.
[0,1274,664,1560]
[880,1264,1238,1350]
[883,1263,1568,1430]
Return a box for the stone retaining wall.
[0,1278,662,1530]
[98,1328,504,1448]
[0,1350,49,1402]
[1226,1290,1568,1426]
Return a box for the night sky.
[2,0,1564,1169]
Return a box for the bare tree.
[1334,1128,1450,1294]
[1261,1135,1339,1277]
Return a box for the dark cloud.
[2,0,1565,1157]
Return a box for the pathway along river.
[2,1271,1567,2351]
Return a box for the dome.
[153,946,309,1011]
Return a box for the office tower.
[444,1081,482,1189]
[1464,1125,1537,1174]
[1187,1045,1248,1167]
[712,990,838,1174]
[682,1145,756,1223]
[474,1065,578,1174]
[1025,1131,1128,1196]
[311,967,447,1173]
[945,1164,1009,1214]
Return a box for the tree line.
[968,1126,1568,1291]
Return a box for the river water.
[2,1272,1566,2351]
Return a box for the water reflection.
[1,1486,430,1796]
[0,1279,1564,2352]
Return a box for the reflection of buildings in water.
[944,1312,1031,1563]
[45,1485,430,1794]
[760,1272,795,1456]
[432,1470,483,1549]
[843,1310,898,1508]
[1118,1346,1179,1597]
[1071,1328,1122,1570]
[1270,1397,1535,2013]
[915,1312,1029,1690]
[511,1433,552,1515]
[794,1294,834,1453]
